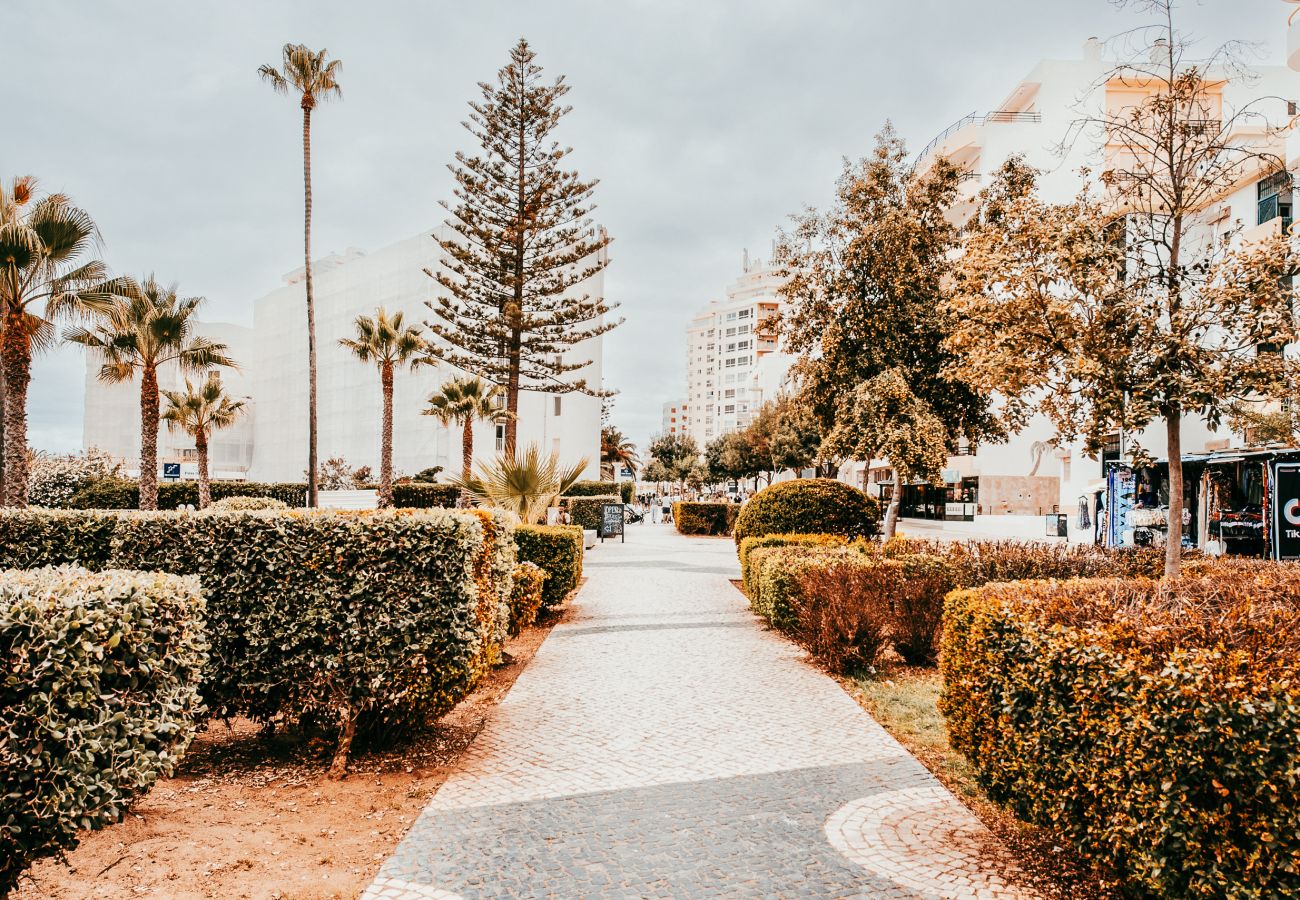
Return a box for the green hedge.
[733,479,879,546]
[508,562,546,636]
[0,509,118,570]
[738,533,848,599]
[563,495,620,531]
[63,477,306,510]
[515,524,584,610]
[392,482,460,509]
[568,480,634,504]
[1,566,207,894]
[941,573,1300,897]
[747,545,847,631]
[674,501,739,536]
[206,495,289,511]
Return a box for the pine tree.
[426,38,620,457]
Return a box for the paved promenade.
[363,525,1033,899]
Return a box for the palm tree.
[338,307,424,508]
[65,276,233,510]
[600,425,640,480]
[0,176,128,506]
[451,443,588,525]
[259,44,342,510]
[424,375,510,486]
[161,372,246,509]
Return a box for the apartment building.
[684,252,793,449]
[661,400,689,438]
[877,36,1300,548]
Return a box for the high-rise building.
[660,400,689,437]
[684,252,792,449]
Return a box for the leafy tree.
[776,125,998,484]
[646,432,699,493]
[259,43,343,508]
[338,307,425,508]
[949,5,1299,576]
[160,372,246,509]
[826,370,948,538]
[66,277,233,510]
[600,425,639,479]
[0,176,128,506]
[425,39,620,456]
[750,392,828,479]
[311,457,370,490]
[423,375,510,491]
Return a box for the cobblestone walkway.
[363,525,1034,899]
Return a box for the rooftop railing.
[913,110,1043,168]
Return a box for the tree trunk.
[882,468,903,540]
[0,363,6,504]
[505,335,520,457]
[378,361,394,509]
[461,415,474,481]
[1164,409,1183,579]
[196,429,211,509]
[303,103,319,508]
[139,366,160,511]
[328,703,356,780]
[1,313,28,508]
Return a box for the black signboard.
[600,503,625,543]
[1273,462,1300,561]
[162,462,181,480]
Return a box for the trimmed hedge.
[733,479,879,546]
[1,567,207,894]
[206,495,289,511]
[674,501,739,536]
[941,573,1300,897]
[738,533,848,599]
[392,482,460,509]
[515,524,584,610]
[0,509,118,570]
[508,562,546,636]
[568,480,634,504]
[564,495,620,531]
[63,477,306,510]
[747,545,846,631]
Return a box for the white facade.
[84,227,605,484]
[661,400,689,438]
[83,321,255,480]
[683,253,793,448]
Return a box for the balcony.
[913,110,1042,169]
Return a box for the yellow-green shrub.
[733,478,879,546]
[749,545,846,630]
[674,501,739,536]
[508,562,546,636]
[0,567,207,894]
[563,495,620,531]
[940,573,1300,898]
[514,524,584,609]
[738,533,848,598]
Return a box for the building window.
[182,449,198,460]
[495,423,506,452]
[737,324,750,334]
[724,389,735,398]
[1258,169,1293,229]
[724,404,735,413]
[554,396,562,416]
[738,308,751,319]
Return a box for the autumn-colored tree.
[0,176,128,506]
[949,5,1299,577]
[259,43,343,509]
[425,39,620,456]
[826,370,948,538]
[338,307,425,508]
[776,125,998,499]
[160,372,246,509]
[66,277,233,510]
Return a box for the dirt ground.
[14,609,566,900]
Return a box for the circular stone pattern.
[824,787,1039,900]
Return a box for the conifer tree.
[426,38,619,456]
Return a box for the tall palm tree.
[259,43,342,509]
[0,176,127,506]
[338,307,424,508]
[424,375,510,485]
[161,372,246,509]
[600,425,640,480]
[65,276,233,510]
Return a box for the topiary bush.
[514,524,584,610]
[941,571,1300,897]
[392,482,460,509]
[64,478,306,510]
[508,562,547,636]
[733,479,879,546]
[738,533,849,599]
[205,495,289,511]
[674,501,739,536]
[0,509,119,570]
[563,495,620,531]
[567,480,633,504]
[0,566,207,894]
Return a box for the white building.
[888,37,1300,545]
[83,227,606,484]
[660,400,689,438]
[683,252,793,448]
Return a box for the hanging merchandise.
[1077,496,1091,530]
[1106,466,1135,547]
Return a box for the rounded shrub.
[733,479,879,546]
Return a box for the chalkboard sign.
[600,503,625,543]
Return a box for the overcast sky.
[11,0,1285,455]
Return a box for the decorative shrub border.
[674,501,739,536]
[392,482,460,509]
[563,495,620,531]
[63,478,306,510]
[514,524,584,610]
